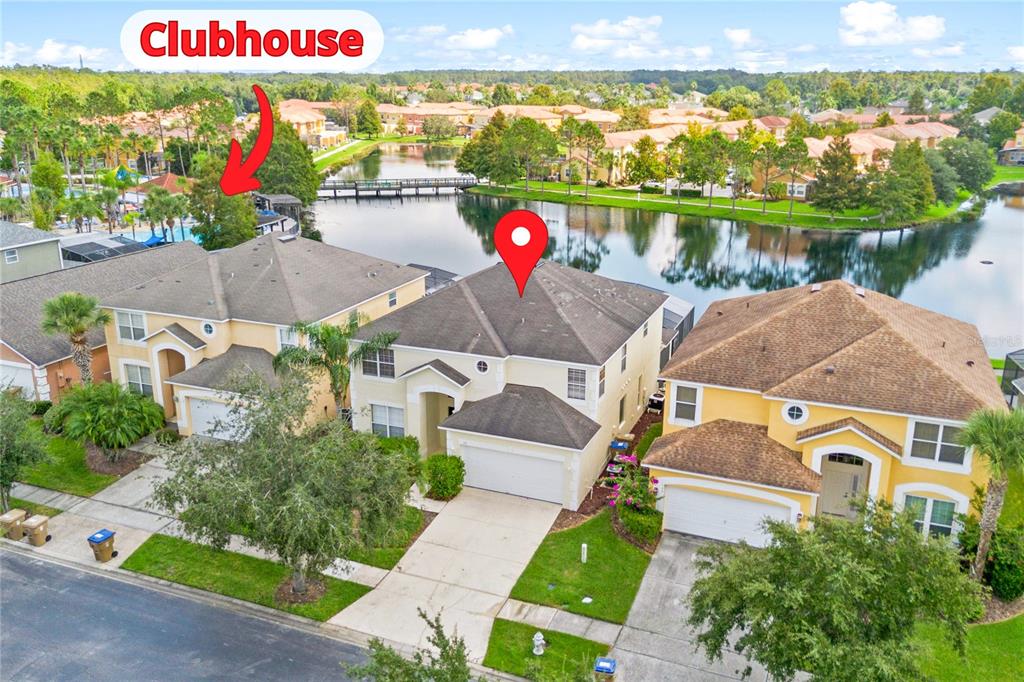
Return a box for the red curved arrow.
[219,84,274,196]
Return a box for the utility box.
[87,529,117,562]
[1,508,27,540]
[22,515,51,547]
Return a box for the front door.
[820,454,869,518]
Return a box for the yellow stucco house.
[645,280,1006,547]
[100,234,427,438]
[349,261,668,510]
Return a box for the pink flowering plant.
[606,463,660,512]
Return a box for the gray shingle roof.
[147,322,206,350]
[165,345,277,390]
[356,260,666,365]
[1,242,206,366]
[400,359,470,386]
[102,235,427,326]
[1,221,61,248]
[440,384,600,450]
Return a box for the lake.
[316,143,1024,358]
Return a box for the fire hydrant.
[532,631,546,656]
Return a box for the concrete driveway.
[330,488,560,661]
[611,532,770,681]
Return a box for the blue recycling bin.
[87,528,117,562]
[610,439,630,451]
[595,656,617,675]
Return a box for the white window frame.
[123,363,153,397]
[567,367,587,401]
[115,311,146,343]
[476,360,489,374]
[201,321,216,337]
[903,418,972,474]
[3,249,18,264]
[388,291,398,308]
[668,382,702,427]
[781,401,809,426]
[361,348,396,379]
[904,494,957,538]
[598,365,606,398]
[618,396,626,426]
[643,321,649,337]
[278,326,299,350]
[370,403,404,437]
[620,343,628,372]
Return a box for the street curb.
[0,542,522,681]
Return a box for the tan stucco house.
[350,260,667,510]
[99,234,427,437]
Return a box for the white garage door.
[460,445,564,505]
[1,362,36,399]
[189,398,235,439]
[664,486,790,547]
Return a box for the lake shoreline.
[467,184,976,232]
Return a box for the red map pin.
[494,210,548,297]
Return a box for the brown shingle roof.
[661,281,1005,421]
[796,417,902,455]
[644,420,821,493]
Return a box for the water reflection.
[315,145,1023,355]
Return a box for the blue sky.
[2,1,1022,73]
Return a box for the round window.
[476,360,489,374]
[782,402,808,425]
[202,322,215,336]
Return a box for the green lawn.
[987,165,1024,188]
[344,505,425,570]
[483,619,609,680]
[509,510,651,624]
[18,422,118,497]
[121,534,370,622]
[1000,468,1024,526]
[913,615,1024,681]
[634,422,663,460]
[470,184,967,231]
[991,358,1005,370]
[8,497,63,519]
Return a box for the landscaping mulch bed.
[980,594,1024,624]
[275,577,327,605]
[85,443,151,476]
[610,507,660,554]
[625,410,662,457]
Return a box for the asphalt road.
[0,550,367,680]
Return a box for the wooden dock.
[319,176,477,198]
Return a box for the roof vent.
[278,234,297,242]
[716,310,723,316]
[854,286,865,297]
[966,360,975,367]
[811,283,822,293]
[825,365,836,374]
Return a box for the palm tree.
[41,293,112,384]
[62,193,102,233]
[958,408,1024,581]
[96,186,120,232]
[272,316,398,417]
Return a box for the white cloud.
[2,38,107,67]
[735,49,788,73]
[911,43,964,58]
[839,1,945,46]
[723,28,753,49]
[444,25,513,50]
[391,25,447,43]
[1009,46,1024,64]
[570,15,711,62]
[790,43,817,53]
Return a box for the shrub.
[990,525,1024,601]
[669,188,703,198]
[154,427,182,445]
[767,181,787,201]
[607,463,660,513]
[425,453,464,500]
[378,436,423,490]
[59,383,165,462]
[42,401,71,434]
[595,180,608,188]
[618,505,662,544]
[31,400,52,416]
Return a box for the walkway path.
[314,139,360,163]
[329,488,561,661]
